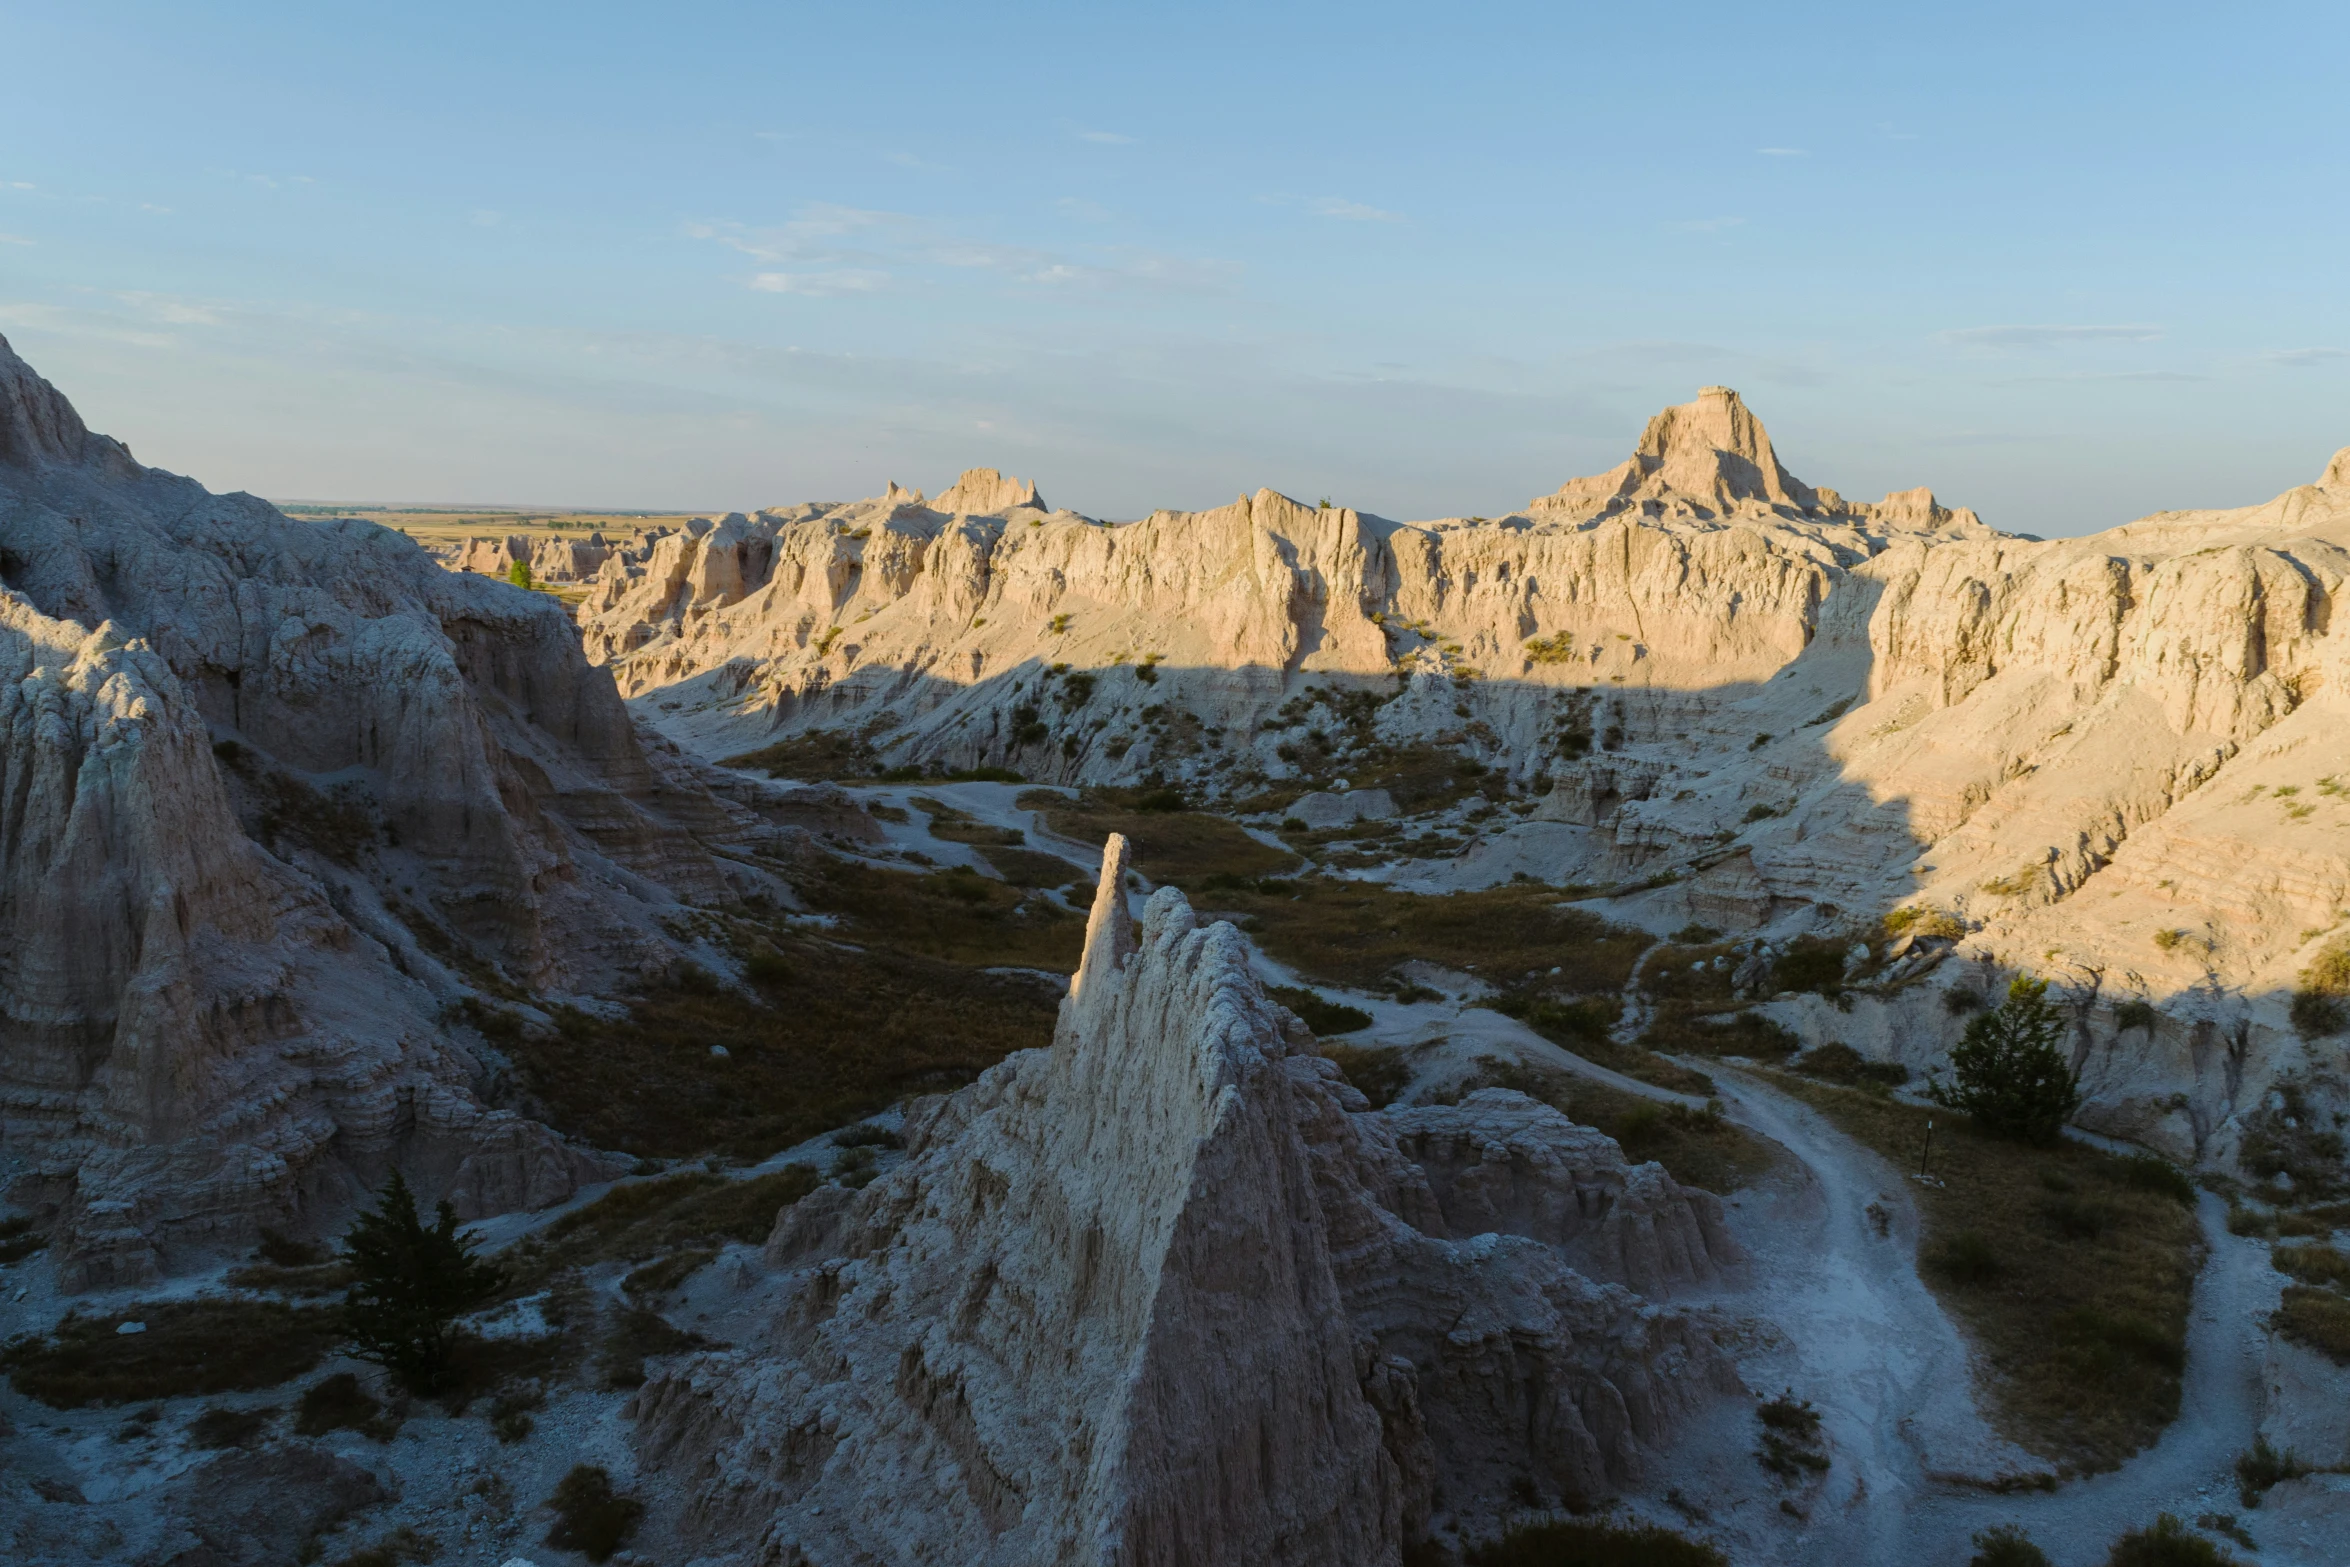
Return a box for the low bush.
[2237,1081,2347,1201]
[1771,939,1850,996]
[489,1382,545,1444]
[295,1371,400,1440]
[2101,1512,2245,1566]
[187,1404,275,1449]
[2233,1436,2310,1507]
[621,1248,716,1299]
[2290,937,2350,1038]
[1971,1524,2052,1566]
[545,1464,644,1563]
[1,1298,340,1408]
[1270,985,1373,1036]
[2112,999,2160,1033]
[1464,1517,1727,1567]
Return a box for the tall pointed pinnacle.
[1070,833,1136,1001]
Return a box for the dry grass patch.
[1763,1074,2202,1472]
[509,940,1059,1160]
[1020,788,1299,884]
[1,1298,341,1408]
[1202,876,1647,995]
[797,857,1084,970]
[720,730,879,781]
[2275,1285,2350,1363]
[1464,1516,1726,1566]
[501,1166,821,1293]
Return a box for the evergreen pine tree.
[1929,975,2082,1145]
[339,1171,506,1393]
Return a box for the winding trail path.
[1703,1065,2283,1565]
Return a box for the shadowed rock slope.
[634,836,1739,1565]
[0,335,762,1285]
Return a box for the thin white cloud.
[2262,347,2350,368]
[1076,130,1133,145]
[688,205,902,264]
[1995,370,2207,384]
[1757,147,1807,157]
[749,269,890,297]
[1056,197,1113,223]
[1022,250,1240,291]
[1940,324,2164,351]
[1670,216,1744,234]
[0,233,31,246]
[115,292,225,326]
[470,209,503,228]
[1307,197,1402,222]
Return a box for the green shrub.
[2101,1512,2245,1566]
[1464,1517,1726,1566]
[544,1464,644,1563]
[340,1172,507,1394]
[2233,1436,2309,1507]
[2112,999,2160,1032]
[1771,940,1848,996]
[1930,977,2081,1145]
[1971,1524,2052,1566]
[0,1213,46,1265]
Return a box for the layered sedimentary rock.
[0,335,752,1285]
[633,838,1738,1565]
[578,386,2350,1155]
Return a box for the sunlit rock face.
[580,385,2350,1158]
[0,333,754,1286]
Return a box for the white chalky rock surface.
[0,333,759,1283]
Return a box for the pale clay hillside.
[5,332,2349,1566]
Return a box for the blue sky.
[2,1,2345,535]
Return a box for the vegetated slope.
[0,334,772,1286]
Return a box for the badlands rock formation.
[577,388,2350,1157]
[447,530,614,582]
[635,838,1739,1565]
[0,335,756,1285]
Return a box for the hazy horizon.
[5,1,2347,537]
